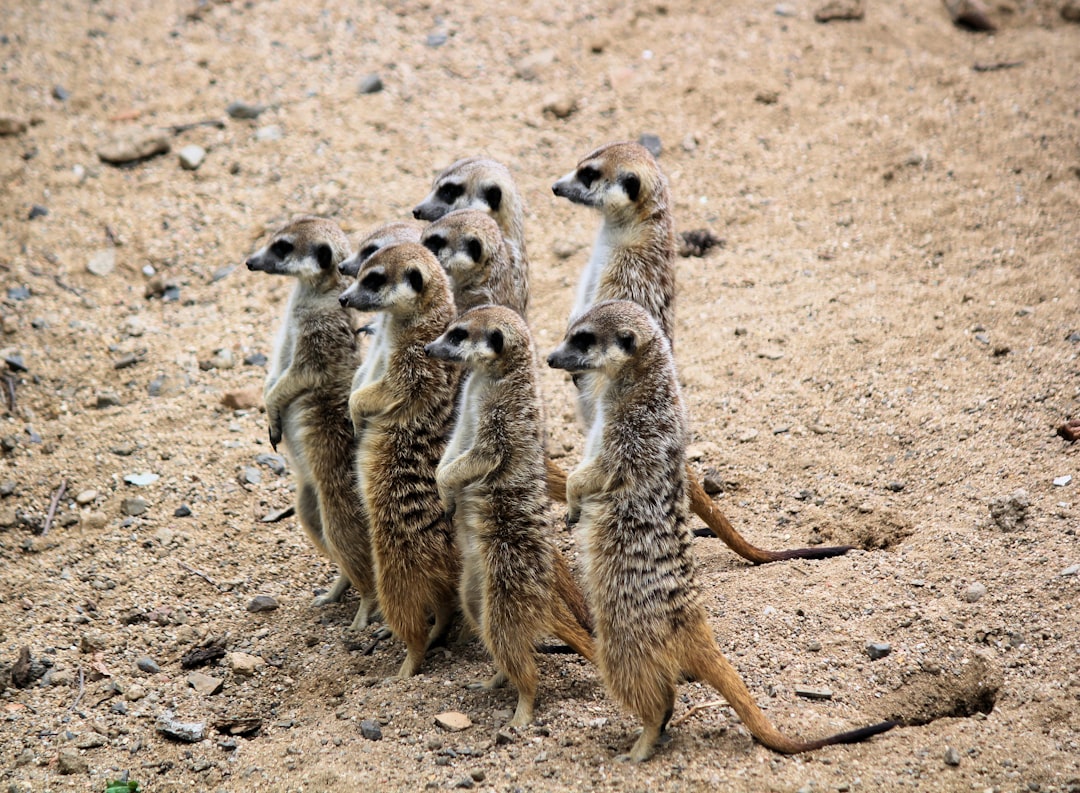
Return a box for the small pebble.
[123,472,159,487]
[358,74,384,94]
[866,642,891,660]
[638,133,662,157]
[0,115,29,136]
[56,748,88,775]
[944,746,961,766]
[87,249,116,277]
[136,657,160,674]
[794,686,833,700]
[97,129,170,165]
[178,144,206,171]
[174,504,192,518]
[156,710,206,743]
[886,481,906,492]
[226,101,266,119]
[426,31,448,47]
[359,719,383,740]
[75,732,107,749]
[255,125,282,142]
[52,85,70,101]
[228,651,265,677]
[435,711,472,731]
[80,630,107,653]
[244,352,268,367]
[1061,564,1079,577]
[1053,475,1072,487]
[247,595,279,613]
[241,467,262,485]
[75,489,98,505]
[28,204,48,220]
[963,582,986,603]
[187,671,223,696]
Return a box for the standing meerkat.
[421,209,527,317]
[552,141,852,563]
[245,216,378,631]
[412,157,529,312]
[548,301,896,762]
[425,305,594,727]
[340,242,461,678]
[309,220,425,611]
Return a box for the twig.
[40,479,67,537]
[668,699,727,729]
[973,61,1024,72]
[166,119,226,135]
[70,667,85,711]
[177,559,220,589]
[2,373,15,413]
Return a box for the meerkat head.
[420,209,504,292]
[425,304,531,376]
[338,242,449,318]
[551,142,667,225]
[412,157,517,225]
[547,300,662,377]
[245,216,350,281]
[339,221,423,278]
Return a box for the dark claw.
[269,426,282,451]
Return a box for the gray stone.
[97,129,170,165]
[226,101,266,119]
[95,391,122,408]
[794,686,833,700]
[80,630,107,653]
[75,732,107,749]
[1061,564,1079,577]
[136,656,160,674]
[1053,475,1072,487]
[866,642,891,660]
[87,249,116,277]
[360,719,383,740]
[178,144,206,171]
[241,467,262,485]
[358,74,384,94]
[56,747,88,775]
[963,582,987,603]
[255,453,287,476]
[156,710,206,742]
[75,489,98,505]
[121,497,147,517]
[247,595,279,613]
[638,133,662,157]
[702,468,725,495]
[944,746,961,766]
[814,0,864,22]
[886,481,906,492]
[255,125,282,142]
[187,671,223,696]
[426,31,448,47]
[123,472,159,487]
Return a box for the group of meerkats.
[244,142,896,763]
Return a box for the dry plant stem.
[668,699,727,729]
[41,479,67,537]
[70,667,85,711]
[177,560,220,589]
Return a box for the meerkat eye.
[620,173,641,202]
[422,235,445,256]
[577,166,600,188]
[406,267,424,292]
[447,327,468,345]
[315,244,334,270]
[270,239,294,258]
[616,332,637,354]
[482,185,502,212]
[358,244,378,262]
[487,329,504,355]
[360,270,386,291]
[436,182,464,204]
[569,330,596,352]
[466,238,483,263]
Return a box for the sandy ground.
[1,0,1078,790]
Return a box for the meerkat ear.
[616,331,637,354]
[487,329,504,355]
[483,185,502,212]
[466,238,483,263]
[620,173,641,202]
[406,267,424,293]
[315,244,334,270]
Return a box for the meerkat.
[245,216,378,630]
[306,220,426,611]
[340,242,461,678]
[421,209,528,317]
[425,305,594,727]
[551,142,852,563]
[547,301,896,762]
[412,157,529,309]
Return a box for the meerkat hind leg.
[347,593,379,632]
[312,574,351,607]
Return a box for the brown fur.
[421,209,528,317]
[245,216,377,630]
[342,242,462,677]
[548,301,895,762]
[427,305,594,726]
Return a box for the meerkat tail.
[545,458,568,501]
[552,550,593,634]
[686,473,856,563]
[683,628,897,754]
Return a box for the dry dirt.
[1,0,1079,791]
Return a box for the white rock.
[178,144,206,170]
[87,249,116,277]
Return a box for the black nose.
[338,295,349,307]
[245,258,255,270]
[546,353,556,368]
[411,207,423,219]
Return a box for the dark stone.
[28,205,48,220]
[247,595,279,613]
[255,453,287,476]
[358,74,384,94]
[136,657,161,674]
[244,352,268,367]
[52,85,71,101]
[638,133,662,157]
[174,504,192,518]
[226,101,266,119]
[426,31,448,47]
[360,719,383,740]
[7,286,30,301]
[866,642,892,660]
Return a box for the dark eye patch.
[406,267,424,292]
[578,166,600,188]
[447,327,468,345]
[359,244,378,262]
[483,185,502,212]
[466,238,483,263]
[270,239,294,258]
[487,328,504,355]
[423,235,445,256]
[570,331,596,352]
[360,270,386,291]
[315,244,333,270]
[620,173,641,202]
[616,332,636,354]
[436,182,464,204]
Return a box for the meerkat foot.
[623,723,663,763]
[484,670,508,690]
[507,697,535,728]
[347,600,375,632]
[312,575,351,607]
